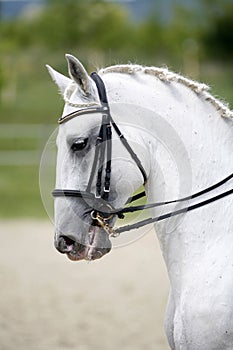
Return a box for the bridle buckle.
[90,210,118,237]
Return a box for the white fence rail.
[0,124,56,166]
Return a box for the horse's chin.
[65,226,112,261]
[66,246,111,261]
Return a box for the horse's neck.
[106,71,233,186]
[106,72,233,286]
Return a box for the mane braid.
[99,64,233,119]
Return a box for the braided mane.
[99,64,233,119]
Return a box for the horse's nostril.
[55,235,75,254]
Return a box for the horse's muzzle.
[54,232,111,261]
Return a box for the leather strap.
[111,172,233,216]
[115,187,233,234]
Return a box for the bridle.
[53,72,147,235]
[52,72,233,236]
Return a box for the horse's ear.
[65,54,92,95]
[46,64,72,94]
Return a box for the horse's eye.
[71,138,88,152]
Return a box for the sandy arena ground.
[0,220,170,350]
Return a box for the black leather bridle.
[52,72,233,236]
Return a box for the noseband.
[52,72,233,236]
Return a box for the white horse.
[47,54,233,350]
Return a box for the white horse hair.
[62,62,233,119]
[47,54,233,350]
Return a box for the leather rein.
[52,72,233,236]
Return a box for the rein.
[52,72,233,236]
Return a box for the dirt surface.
[0,220,170,350]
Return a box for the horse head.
[47,55,149,261]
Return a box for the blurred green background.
[0,0,232,218]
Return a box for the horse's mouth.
[66,241,88,261]
[56,226,112,261]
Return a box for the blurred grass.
[0,138,36,151]
[200,62,233,107]
[0,49,232,218]
[0,166,45,217]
